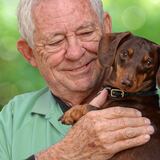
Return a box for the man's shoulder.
[1,87,50,115]
[12,87,49,102]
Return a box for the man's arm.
[0,102,13,160]
[34,90,154,160]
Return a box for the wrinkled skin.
[19,0,109,105]
[17,0,154,160]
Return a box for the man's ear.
[17,38,37,67]
[102,12,112,34]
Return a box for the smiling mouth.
[67,60,94,75]
[72,62,90,71]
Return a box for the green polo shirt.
[0,87,71,160]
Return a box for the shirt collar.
[30,88,71,135]
[31,88,57,116]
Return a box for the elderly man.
[0,0,154,159]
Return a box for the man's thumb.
[89,89,108,108]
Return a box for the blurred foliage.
[0,0,160,110]
[103,0,160,43]
[0,0,45,109]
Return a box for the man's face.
[32,0,110,94]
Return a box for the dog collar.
[104,87,158,98]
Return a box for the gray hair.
[17,0,104,48]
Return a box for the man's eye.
[48,39,64,46]
[80,31,94,36]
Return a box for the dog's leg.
[59,104,98,125]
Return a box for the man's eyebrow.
[46,22,96,39]
[46,32,65,40]
[77,22,96,30]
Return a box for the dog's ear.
[156,45,160,88]
[98,32,132,67]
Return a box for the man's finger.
[110,134,151,154]
[89,89,108,108]
[95,117,151,132]
[96,106,142,118]
[103,126,154,143]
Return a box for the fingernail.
[144,134,150,141]
[145,118,151,124]
[147,126,154,134]
[97,91,102,96]
[136,111,142,117]
[97,89,105,95]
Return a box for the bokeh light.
[148,0,160,5]
[0,37,19,61]
[121,6,146,30]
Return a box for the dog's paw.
[59,104,89,125]
[59,105,85,125]
[59,104,98,125]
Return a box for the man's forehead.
[33,0,94,17]
[32,0,99,32]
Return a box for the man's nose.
[65,36,85,60]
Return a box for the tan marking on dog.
[114,65,127,87]
[128,48,134,57]
[137,73,147,85]
[113,65,149,92]
[143,54,150,62]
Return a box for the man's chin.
[67,70,102,92]
[68,79,96,92]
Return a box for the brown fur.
[60,32,160,160]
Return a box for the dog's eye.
[146,58,153,66]
[120,50,128,60]
[144,58,153,69]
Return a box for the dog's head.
[99,32,160,92]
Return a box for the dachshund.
[59,32,160,160]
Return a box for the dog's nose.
[121,79,133,87]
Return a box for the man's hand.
[36,89,154,160]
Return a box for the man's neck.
[51,89,93,106]
[49,69,106,106]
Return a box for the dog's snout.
[121,78,133,87]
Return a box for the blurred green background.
[0,0,160,110]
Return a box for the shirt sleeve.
[0,101,14,160]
